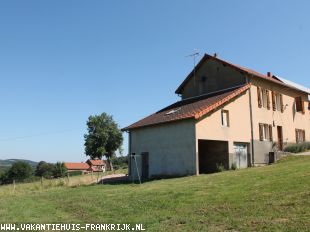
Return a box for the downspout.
[247,75,255,166]
[128,131,132,177]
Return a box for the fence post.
[41,176,43,189]
[67,172,70,186]
[13,180,16,193]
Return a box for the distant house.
[64,159,108,173]
[86,159,108,172]
[122,53,310,180]
[64,162,90,174]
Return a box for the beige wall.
[250,77,310,163]
[250,78,310,143]
[195,90,252,166]
[129,119,196,180]
[180,59,246,99]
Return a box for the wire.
[0,128,81,142]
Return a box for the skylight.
[165,108,181,115]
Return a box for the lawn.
[0,156,309,232]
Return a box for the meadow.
[0,156,309,232]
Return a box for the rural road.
[98,174,127,184]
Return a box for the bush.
[284,142,310,153]
[53,162,67,178]
[231,162,237,170]
[215,163,225,172]
[35,161,55,178]
[6,161,33,183]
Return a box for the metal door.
[234,143,248,169]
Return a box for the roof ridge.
[158,84,247,114]
[175,53,308,94]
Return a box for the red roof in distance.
[64,162,90,170]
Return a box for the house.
[122,53,310,180]
[65,159,108,173]
[64,162,90,174]
[86,159,108,172]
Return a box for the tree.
[35,161,54,178]
[53,162,67,178]
[84,113,123,170]
[7,161,33,182]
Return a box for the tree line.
[0,161,67,185]
[0,112,125,185]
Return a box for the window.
[257,87,270,109]
[259,123,273,141]
[221,110,229,127]
[262,89,269,109]
[295,97,305,114]
[272,91,283,112]
[295,129,305,143]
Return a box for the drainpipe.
[247,75,255,166]
[128,131,132,177]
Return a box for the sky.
[0,1,309,163]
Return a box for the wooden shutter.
[295,96,302,112]
[280,94,284,112]
[257,86,262,108]
[266,90,271,110]
[295,129,298,143]
[303,130,306,142]
[259,124,263,141]
[269,125,273,141]
[272,91,276,111]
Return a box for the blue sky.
[0,1,309,162]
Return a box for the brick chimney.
[267,72,272,77]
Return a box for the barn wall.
[129,119,196,180]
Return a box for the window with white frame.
[259,123,273,141]
[221,110,229,127]
[295,129,305,143]
[275,93,282,111]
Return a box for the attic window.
[166,108,181,115]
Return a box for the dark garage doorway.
[198,139,229,174]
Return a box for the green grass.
[0,156,309,231]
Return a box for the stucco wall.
[250,78,310,164]
[129,119,196,180]
[181,59,246,99]
[195,90,252,168]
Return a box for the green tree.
[7,161,33,182]
[84,113,123,170]
[35,161,54,178]
[53,162,67,178]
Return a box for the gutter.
[247,75,255,166]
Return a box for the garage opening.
[198,139,229,174]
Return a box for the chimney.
[213,53,218,58]
[267,72,272,77]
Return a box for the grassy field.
[0,156,309,231]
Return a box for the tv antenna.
[186,49,200,87]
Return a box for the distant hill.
[0,159,38,168]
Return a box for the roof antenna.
[186,49,200,87]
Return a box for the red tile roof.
[175,54,308,94]
[64,162,90,170]
[122,84,250,131]
[88,166,102,172]
[87,159,105,166]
